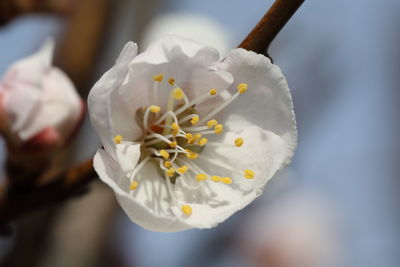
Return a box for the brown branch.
[239,0,304,55]
[0,159,95,222]
[0,0,304,224]
[0,0,72,25]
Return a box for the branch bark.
[238,0,304,55]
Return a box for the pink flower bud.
[0,39,84,152]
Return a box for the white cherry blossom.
[0,39,84,151]
[89,36,297,232]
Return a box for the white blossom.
[0,39,83,150]
[89,36,297,232]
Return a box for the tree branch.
[238,0,304,55]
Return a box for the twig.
[0,0,304,223]
[0,0,72,25]
[239,0,304,56]
[0,159,95,222]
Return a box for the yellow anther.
[181,205,192,215]
[166,167,175,177]
[168,141,177,148]
[168,78,175,86]
[191,115,199,125]
[159,149,170,160]
[214,124,224,134]
[237,83,248,94]
[244,169,255,179]
[194,133,202,140]
[177,165,189,174]
[211,176,222,182]
[153,74,163,82]
[196,173,208,181]
[185,149,198,160]
[207,119,218,128]
[150,105,161,113]
[164,161,172,168]
[172,122,180,136]
[209,88,217,95]
[185,133,196,144]
[221,177,233,184]
[129,180,139,190]
[173,88,184,100]
[198,137,208,146]
[234,137,244,147]
[113,135,123,144]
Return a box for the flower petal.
[17,67,81,140]
[1,39,54,137]
[171,118,287,228]
[88,42,138,156]
[172,177,259,229]
[108,36,233,141]
[217,48,297,165]
[94,148,190,232]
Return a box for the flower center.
[113,74,254,216]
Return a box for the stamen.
[221,177,233,184]
[153,74,163,82]
[234,137,244,147]
[237,83,248,94]
[173,88,184,100]
[178,113,200,124]
[177,165,189,174]
[169,141,177,148]
[159,149,170,160]
[151,75,163,103]
[198,137,208,146]
[181,204,192,215]
[171,122,180,136]
[214,124,224,134]
[113,135,123,144]
[168,78,175,85]
[209,88,217,96]
[144,133,173,146]
[174,90,218,116]
[129,156,151,181]
[199,84,249,124]
[166,167,175,177]
[185,149,198,160]
[164,161,172,168]
[150,105,161,113]
[196,173,208,181]
[129,180,139,190]
[191,115,199,125]
[211,176,222,182]
[244,169,255,179]
[207,119,218,128]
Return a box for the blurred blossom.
[89,35,296,232]
[141,12,232,56]
[239,189,344,267]
[0,38,84,153]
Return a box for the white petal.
[88,42,138,156]
[1,39,55,136]
[93,149,190,232]
[171,118,287,228]
[172,177,259,229]
[18,67,81,140]
[217,48,297,165]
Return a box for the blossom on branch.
[0,39,84,152]
[89,36,297,232]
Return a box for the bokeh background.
[1,0,399,266]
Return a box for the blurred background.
[1,0,400,266]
